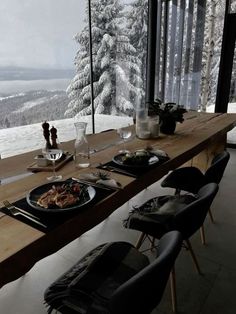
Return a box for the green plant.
[148,97,187,123]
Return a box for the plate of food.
[26,180,96,212]
[112,149,159,169]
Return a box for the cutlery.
[3,200,47,228]
[101,165,137,178]
[3,200,40,220]
[72,178,120,190]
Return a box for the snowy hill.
[0,89,69,128]
[0,114,133,158]
[1,105,236,159]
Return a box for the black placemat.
[97,155,169,177]
[0,181,114,233]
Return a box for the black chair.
[124,183,218,311]
[161,150,230,243]
[44,231,182,314]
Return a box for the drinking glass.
[43,148,63,181]
[117,128,132,153]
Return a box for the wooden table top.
[0,112,236,288]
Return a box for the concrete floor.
[1,149,236,314]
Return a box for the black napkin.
[97,155,169,177]
[0,183,114,232]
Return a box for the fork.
[3,200,47,228]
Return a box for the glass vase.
[74,122,90,168]
[135,104,150,139]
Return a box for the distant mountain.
[0,66,75,81]
[0,89,69,128]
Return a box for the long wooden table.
[0,112,236,288]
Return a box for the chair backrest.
[109,231,183,314]
[205,150,230,184]
[161,150,230,194]
[161,166,206,193]
[174,183,219,239]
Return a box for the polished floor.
[1,149,236,314]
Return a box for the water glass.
[117,128,132,153]
[43,148,63,181]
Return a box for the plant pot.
[160,118,176,134]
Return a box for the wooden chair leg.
[200,224,206,245]
[208,207,214,223]
[185,239,202,275]
[150,237,156,250]
[170,266,177,313]
[135,232,146,249]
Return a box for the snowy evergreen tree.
[66,0,143,118]
[126,0,148,102]
[200,0,226,109]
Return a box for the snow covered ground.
[207,103,236,145]
[0,114,133,158]
[1,103,236,159]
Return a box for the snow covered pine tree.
[66,0,143,119]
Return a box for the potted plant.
[148,98,187,134]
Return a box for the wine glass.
[117,128,132,154]
[43,148,63,181]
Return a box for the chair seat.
[44,242,149,314]
[124,194,197,239]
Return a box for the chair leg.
[150,237,156,250]
[208,207,214,223]
[135,232,146,249]
[200,224,206,245]
[185,239,202,275]
[170,266,177,313]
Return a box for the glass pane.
[67,0,148,134]
[0,0,87,158]
[227,42,236,145]
[230,0,236,13]
[154,0,226,113]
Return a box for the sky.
[0,0,87,69]
[0,0,132,70]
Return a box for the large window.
[0,0,230,158]
[0,0,147,157]
[66,0,148,133]
[0,0,87,157]
[152,0,226,112]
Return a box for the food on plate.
[121,149,152,165]
[37,182,81,209]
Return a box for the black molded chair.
[44,231,182,314]
[124,183,218,311]
[161,150,230,243]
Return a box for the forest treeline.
[0,90,69,129]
